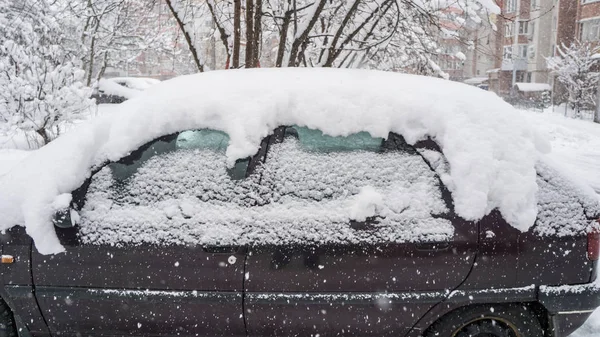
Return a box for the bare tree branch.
[164,0,204,72]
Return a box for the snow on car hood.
[0,68,551,254]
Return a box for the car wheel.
[0,300,17,337]
[426,304,544,337]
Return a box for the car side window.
[77,129,259,246]
[254,126,453,245]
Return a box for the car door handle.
[415,242,450,251]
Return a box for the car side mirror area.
[52,208,78,229]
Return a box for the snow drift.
[0,68,552,254]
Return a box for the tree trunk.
[323,0,363,67]
[86,34,96,86]
[287,0,327,66]
[86,18,101,87]
[233,0,241,68]
[96,51,108,82]
[595,81,600,123]
[165,0,204,72]
[245,0,255,68]
[275,9,292,67]
[207,1,230,68]
[36,128,51,145]
[252,0,262,67]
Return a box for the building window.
[506,0,517,12]
[503,46,513,60]
[518,21,529,35]
[529,22,535,37]
[531,0,537,9]
[505,23,514,37]
[581,18,600,41]
[528,45,536,59]
[517,45,528,58]
[582,0,600,4]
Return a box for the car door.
[31,130,259,337]
[243,127,478,337]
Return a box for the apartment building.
[577,0,600,45]
[463,21,499,78]
[490,0,581,96]
[437,7,498,81]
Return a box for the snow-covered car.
[0,68,599,337]
[93,77,161,104]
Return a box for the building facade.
[489,0,583,97]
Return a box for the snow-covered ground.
[574,310,600,337]
[520,108,600,195]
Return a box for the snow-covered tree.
[547,41,600,118]
[67,0,179,83]
[0,0,94,145]
[163,0,501,76]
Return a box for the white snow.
[107,77,161,91]
[514,82,552,92]
[349,186,385,222]
[519,108,600,194]
[0,149,31,176]
[474,0,501,14]
[97,77,160,99]
[463,77,488,85]
[0,68,559,253]
[97,79,141,99]
[573,309,600,337]
[534,159,600,236]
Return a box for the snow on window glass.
[78,128,453,246]
[534,162,600,236]
[256,127,453,243]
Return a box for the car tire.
[426,304,544,337]
[0,300,17,337]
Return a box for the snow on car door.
[32,130,256,337]
[243,127,478,337]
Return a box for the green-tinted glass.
[176,129,230,152]
[291,126,383,152]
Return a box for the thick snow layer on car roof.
[0,68,554,254]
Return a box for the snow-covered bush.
[0,0,94,145]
